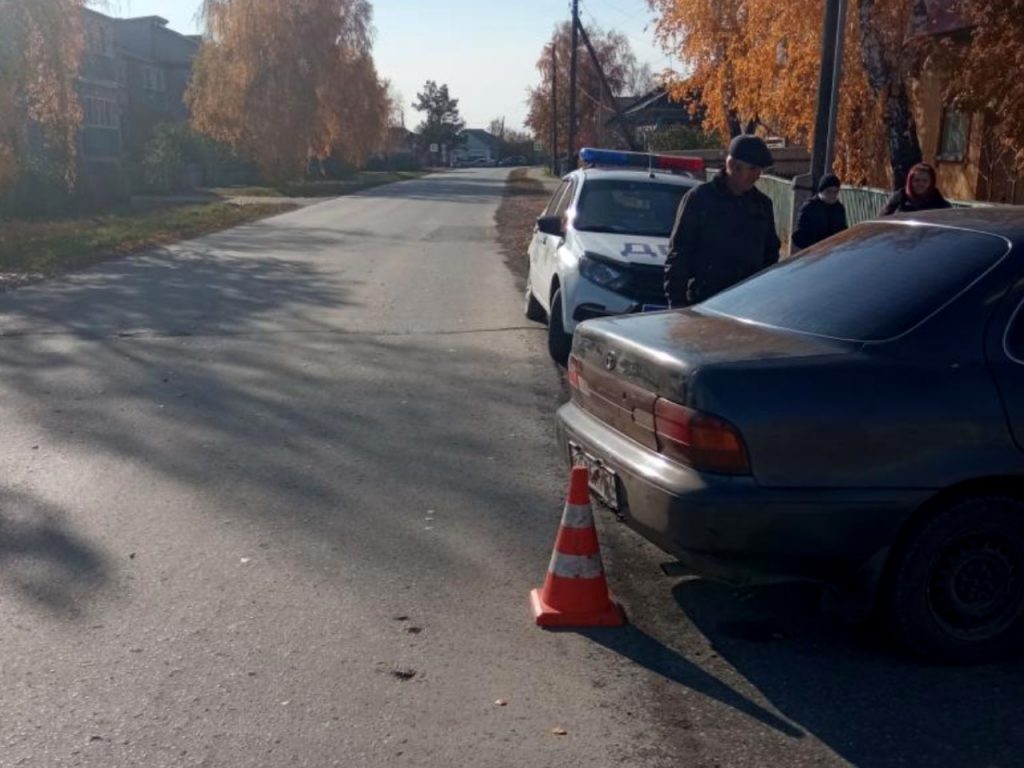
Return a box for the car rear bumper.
[556,401,931,598]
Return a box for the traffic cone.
[530,466,625,627]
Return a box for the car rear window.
[575,179,690,238]
[700,222,1009,342]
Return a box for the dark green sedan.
[558,208,1024,663]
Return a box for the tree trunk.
[858,0,922,188]
[726,110,743,138]
[883,82,922,188]
[725,110,758,138]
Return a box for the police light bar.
[578,147,704,175]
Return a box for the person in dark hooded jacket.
[791,173,848,252]
[881,162,952,215]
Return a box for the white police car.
[525,148,703,363]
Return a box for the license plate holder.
[568,442,620,511]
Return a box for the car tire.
[547,288,572,366]
[524,284,546,322]
[883,495,1024,663]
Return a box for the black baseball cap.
[728,134,774,168]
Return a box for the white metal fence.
[755,175,981,257]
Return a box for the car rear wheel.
[883,495,1024,663]
[547,288,572,366]
[525,283,545,322]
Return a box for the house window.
[83,97,117,128]
[938,107,969,162]
[143,67,166,92]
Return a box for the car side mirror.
[536,215,564,238]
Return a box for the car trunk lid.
[569,309,854,450]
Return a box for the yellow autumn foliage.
[188,0,390,182]
[649,0,925,186]
[0,0,84,188]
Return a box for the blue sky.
[95,0,679,131]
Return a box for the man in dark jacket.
[664,134,781,307]
[791,173,848,252]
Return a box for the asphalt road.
[0,168,1020,767]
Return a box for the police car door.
[529,179,571,309]
[538,178,577,306]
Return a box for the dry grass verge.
[0,201,296,290]
[494,168,553,292]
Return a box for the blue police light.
[579,147,640,168]
[578,147,704,175]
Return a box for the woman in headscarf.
[881,163,952,215]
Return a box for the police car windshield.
[574,179,688,238]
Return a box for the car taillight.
[653,398,750,475]
[566,353,582,391]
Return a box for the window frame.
[82,97,117,128]
[542,180,570,217]
[937,106,970,163]
[553,179,577,218]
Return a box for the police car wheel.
[547,288,572,365]
[524,285,546,322]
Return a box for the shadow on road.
[0,226,353,338]
[0,202,561,619]
[0,487,109,618]
[582,624,805,739]
[665,579,1024,767]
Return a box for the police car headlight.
[579,253,629,292]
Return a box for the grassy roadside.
[0,201,295,289]
[494,168,553,293]
[210,170,429,198]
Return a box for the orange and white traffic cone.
[530,466,625,627]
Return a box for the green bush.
[139,124,256,192]
[0,154,77,218]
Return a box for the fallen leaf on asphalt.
[551,727,567,736]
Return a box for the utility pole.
[809,0,841,186]
[824,0,848,174]
[551,39,558,176]
[576,18,639,152]
[791,0,842,256]
[568,0,579,170]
